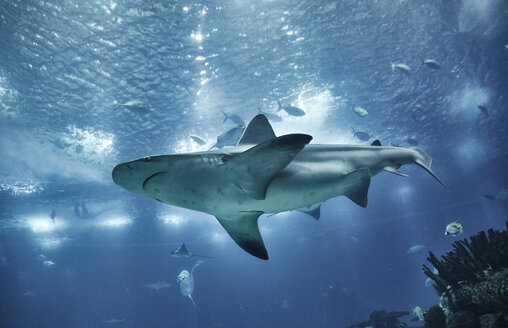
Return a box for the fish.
[477,105,489,117]
[74,204,81,217]
[145,281,171,290]
[505,44,508,54]
[352,128,370,141]
[257,106,282,122]
[391,62,411,75]
[116,100,154,114]
[43,260,55,267]
[112,114,445,260]
[209,126,245,150]
[422,59,440,69]
[484,186,508,200]
[222,111,245,126]
[425,268,438,287]
[277,101,305,116]
[352,106,369,117]
[50,210,56,224]
[190,135,206,146]
[445,221,463,236]
[177,260,203,306]
[407,245,425,254]
[170,243,213,258]
[81,201,89,218]
[413,104,424,111]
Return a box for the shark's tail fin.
[412,148,447,188]
[277,101,282,112]
[222,111,228,123]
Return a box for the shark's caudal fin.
[412,148,447,188]
[237,114,276,146]
[343,168,371,207]
[227,133,312,200]
[216,211,267,260]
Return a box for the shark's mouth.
[142,171,165,191]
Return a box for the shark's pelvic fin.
[216,211,268,260]
[227,133,312,200]
[343,168,371,207]
[237,114,276,146]
[188,294,196,306]
[297,203,322,220]
[383,165,408,177]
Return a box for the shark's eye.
[143,156,151,162]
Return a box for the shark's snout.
[112,163,130,186]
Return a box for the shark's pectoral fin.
[227,133,312,200]
[384,165,408,177]
[216,212,268,260]
[343,168,371,207]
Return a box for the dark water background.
[0,0,507,327]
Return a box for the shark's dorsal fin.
[237,114,276,146]
[216,212,267,260]
[371,140,381,146]
[227,133,312,200]
[343,168,371,207]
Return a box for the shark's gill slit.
[142,172,164,190]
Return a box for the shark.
[112,114,445,260]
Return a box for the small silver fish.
[422,59,440,69]
[277,101,305,116]
[407,245,425,254]
[117,100,154,114]
[391,62,411,74]
[352,106,368,117]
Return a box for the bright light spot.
[37,237,68,249]
[210,231,227,244]
[275,86,338,143]
[183,6,189,12]
[195,56,206,61]
[200,78,208,86]
[200,70,206,75]
[159,214,185,227]
[449,84,490,121]
[191,32,203,42]
[27,217,67,233]
[397,185,414,200]
[0,180,44,195]
[62,125,114,155]
[98,216,132,228]
[455,138,483,170]
[172,137,208,153]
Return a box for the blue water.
[1,0,507,327]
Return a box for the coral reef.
[422,223,508,328]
